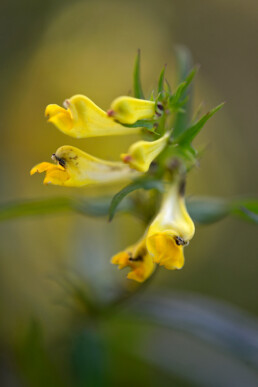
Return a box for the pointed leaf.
[170,67,197,109]
[133,49,145,99]
[165,79,172,94]
[173,46,195,138]
[231,199,258,224]
[240,207,258,224]
[175,103,224,145]
[158,65,166,94]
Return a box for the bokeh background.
[0,0,257,386]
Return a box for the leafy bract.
[174,103,224,146]
[133,50,145,99]
[172,46,196,138]
[157,66,166,94]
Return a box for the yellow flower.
[45,95,141,138]
[111,237,155,282]
[121,133,169,172]
[30,145,138,187]
[146,180,195,270]
[108,96,155,124]
[30,162,69,185]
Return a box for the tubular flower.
[45,94,141,138]
[121,133,169,172]
[146,180,195,270]
[108,96,155,124]
[111,237,155,282]
[30,145,138,187]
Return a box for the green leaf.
[70,329,106,387]
[109,178,164,221]
[0,197,131,222]
[173,46,195,138]
[187,197,258,225]
[123,119,154,129]
[16,320,63,387]
[0,197,73,221]
[149,90,155,101]
[170,68,197,109]
[187,198,230,224]
[231,199,258,224]
[240,207,258,224]
[175,103,224,146]
[133,49,145,99]
[128,292,258,373]
[158,65,166,94]
[1,195,256,226]
[165,79,172,94]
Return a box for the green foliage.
[240,207,258,224]
[172,46,195,138]
[187,197,258,225]
[122,119,154,130]
[108,177,164,221]
[70,329,106,387]
[0,196,257,226]
[0,197,131,221]
[169,67,197,114]
[175,103,224,146]
[187,198,230,224]
[231,199,258,224]
[0,197,72,221]
[157,65,166,94]
[15,320,64,387]
[133,49,145,99]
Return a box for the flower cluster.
[112,179,195,282]
[31,54,221,282]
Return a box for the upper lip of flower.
[120,132,170,172]
[109,96,155,124]
[45,94,142,138]
[146,179,195,270]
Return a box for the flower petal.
[31,146,139,187]
[45,95,142,138]
[147,233,185,270]
[30,162,70,185]
[111,237,155,282]
[109,96,155,124]
[121,133,169,172]
[146,180,195,270]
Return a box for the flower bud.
[109,96,155,124]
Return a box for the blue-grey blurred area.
[0,0,257,385]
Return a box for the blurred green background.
[0,0,257,386]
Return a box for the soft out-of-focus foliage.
[0,0,257,386]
